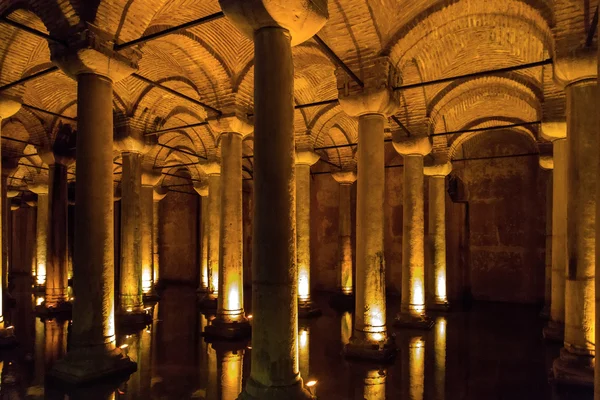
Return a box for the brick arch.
[449,126,538,161]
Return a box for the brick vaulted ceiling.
[0,0,576,187]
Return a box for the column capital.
[28,182,49,195]
[336,56,400,117]
[553,50,597,88]
[392,135,432,157]
[208,111,253,138]
[38,149,75,167]
[51,24,140,82]
[539,155,554,170]
[424,161,452,177]
[153,186,168,202]
[193,181,209,197]
[0,95,21,119]
[114,117,149,154]
[141,167,162,188]
[295,150,320,166]
[201,161,221,176]
[541,121,567,142]
[113,183,122,201]
[331,171,357,185]
[219,0,328,46]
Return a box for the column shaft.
[355,113,387,338]
[250,26,300,388]
[551,139,567,327]
[1,177,8,301]
[296,163,311,303]
[141,186,154,293]
[339,183,353,294]
[35,193,48,286]
[401,155,426,316]
[120,152,143,313]
[207,174,222,296]
[427,175,447,306]
[72,73,117,351]
[153,200,160,285]
[45,164,69,306]
[543,171,553,316]
[200,195,209,291]
[217,132,244,319]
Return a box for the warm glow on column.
[340,235,353,294]
[365,306,386,342]
[142,268,152,294]
[341,312,352,345]
[298,268,309,301]
[363,369,386,400]
[36,264,46,286]
[435,272,447,303]
[434,317,446,400]
[221,350,244,400]
[409,336,425,400]
[412,278,425,316]
[298,326,310,382]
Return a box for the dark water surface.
[0,277,592,399]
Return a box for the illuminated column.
[49,38,138,382]
[393,137,433,329]
[29,185,48,288]
[141,169,161,299]
[0,95,20,344]
[331,171,356,306]
[205,115,253,338]
[193,181,209,293]
[202,161,221,301]
[214,343,245,400]
[408,336,425,400]
[298,324,310,383]
[38,151,72,312]
[219,0,328,397]
[152,187,167,287]
[341,311,352,346]
[433,317,447,400]
[542,124,567,341]
[295,150,321,317]
[337,56,399,361]
[362,369,386,400]
[538,155,553,319]
[551,66,597,385]
[424,162,451,311]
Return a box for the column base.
[47,347,137,385]
[394,313,435,330]
[238,377,314,400]
[117,309,153,330]
[198,295,218,311]
[343,336,397,362]
[427,301,450,312]
[543,321,565,342]
[551,347,594,387]
[197,286,210,295]
[204,317,251,341]
[35,301,72,319]
[298,300,322,318]
[142,290,160,304]
[329,292,355,311]
[0,326,17,348]
[33,284,45,294]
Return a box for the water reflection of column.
[434,317,446,400]
[117,326,153,399]
[217,346,244,400]
[198,314,209,395]
[298,325,310,383]
[408,337,425,400]
[44,319,68,369]
[206,343,218,400]
[26,317,45,396]
[341,312,352,346]
[363,369,386,400]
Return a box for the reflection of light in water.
[434,317,447,400]
[363,368,386,400]
[44,320,68,370]
[221,350,244,400]
[409,337,425,400]
[298,327,310,384]
[35,296,44,306]
[341,312,352,345]
[298,270,309,300]
[206,345,218,400]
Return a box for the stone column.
[551,65,597,385]
[152,187,167,287]
[141,169,161,300]
[1,163,18,309]
[331,171,357,309]
[393,137,434,329]
[29,185,48,288]
[205,115,253,338]
[295,150,320,317]
[219,0,328,397]
[0,95,20,344]
[433,317,447,400]
[424,161,452,311]
[193,181,209,293]
[298,324,310,383]
[362,369,386,400]
[337,56,400,361]
[213,342,245,400]
[202,161,221,303]
[48,35,138,382]
[542,123,567,342]
[538,155,554,319]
